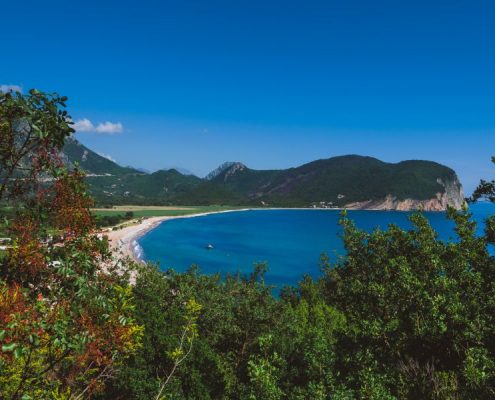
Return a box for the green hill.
[62,140,464,210]
[202,156,464,209]
[62,139,201,204]
[62,138,139,176]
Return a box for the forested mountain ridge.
[62,139,464,210]
[62,139,202,203]
[62,137,141,176]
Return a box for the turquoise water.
[138,203,495,288]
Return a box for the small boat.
[206,244,214,250]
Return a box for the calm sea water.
[138,203,495,288]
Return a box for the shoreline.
[104,209,251,263]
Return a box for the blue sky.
[2,0,494,193]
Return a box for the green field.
[91,205,244,218]
[0,205,246,232]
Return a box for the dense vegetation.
[99,203,495,400]
[63,140,204,205]
[0,90,141,398]
[206,157,459,206]
[63,140,462,208]
[94,211,135,228]
[2,89,494,399]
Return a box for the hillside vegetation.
[63,140,464,210]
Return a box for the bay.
[138,203,495,288]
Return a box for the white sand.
[104,209,251,262]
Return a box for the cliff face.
[345,177,465,211]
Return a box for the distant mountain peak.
[128,166,151,174]
[160,166,195,176]
[205,162,246,181]
[61,139,141,176]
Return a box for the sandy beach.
[105,216,170,261]
[104,209,250,262]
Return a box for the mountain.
[62,138,139,176]
[61,139,200,204]
[205,155,465,210]
[205,162,244,181]
[61,140,464,210]
[163,166,195,176]
[132,167,152,174]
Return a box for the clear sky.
[2,0,494,193]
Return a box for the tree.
[469,156,495,244]
[0,89,71,201]
[0,89,142,399]
[322,209,495,399]
[105,264,281,400]
[469,156,495,203]
[98,204,495,399]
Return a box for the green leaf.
[2,343,16,352]
[14,346,23,359]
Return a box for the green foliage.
[100,204,495,399]
[322,208,495,398]
[0,90,142,399]
[470,155,495,203]
[104,264,282,399]
[94,213,135,228]
[247,337,283,400]
[0,89,73,200]
[214,156,458,206]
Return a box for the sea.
[137,202,495,288]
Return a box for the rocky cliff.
[345,177,465,211]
